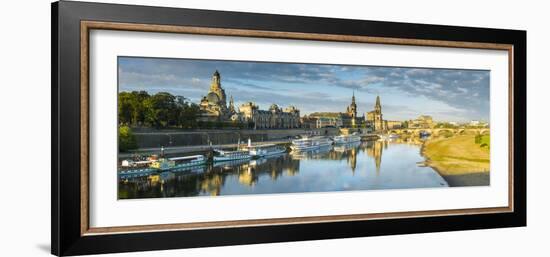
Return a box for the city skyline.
[118,57,490,122]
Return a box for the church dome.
[206,92,220,103]
[269,104,279,111]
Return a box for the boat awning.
[168,155,203,161]
[134,160,154,164]
[248,144,276,149]
[214,149,248,154]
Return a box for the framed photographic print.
[52,1,526,256]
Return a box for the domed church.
[198,70,301,128]
[199,70,231,121]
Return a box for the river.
[118,139,448,199]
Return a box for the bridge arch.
[479,129,490,135]
[434,129,453,137]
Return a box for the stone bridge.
[387,128,489,137]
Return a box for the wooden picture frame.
[52,1,526,256]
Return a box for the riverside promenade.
[119,138,293,159]
[130,127,340,149]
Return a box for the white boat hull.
[290,143,332,152]
[333,136,361,144]
[213,155,251,162]
[158,160,206,171]
[250,148,287,157]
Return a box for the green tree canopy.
[119,125,137,152]
[118,91,200,129]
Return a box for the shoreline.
[421,135,490,187]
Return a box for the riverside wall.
[132,127,340,148]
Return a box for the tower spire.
[210,70,221,90]
[347,90,358,122]
[375,95,381,113]
[229,95,235,113]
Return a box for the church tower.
[211,70,221,89]
[374,95,381,114]
[229,95,235,114]
[349,91,357,118]
[374,95,384,131]
[346,91,358,127]
[199,70,229,121]
[209,70,227,105]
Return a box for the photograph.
[45,1,529,255]
[117,57,491,199]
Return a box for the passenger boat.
[246,143,287,157]
[118,168,156,179]
[419,131,431,138]
[332,134,361,144]
[213,149,251,162]
[149,155,206,171]
[333,141,361,152]
[121,159,153,168]
[388,133,399,139]
[213,157,251,168]
[377,134,388,141]
[290,144,332,159]
[290,136,332,151]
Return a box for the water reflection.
[118,140,448,199]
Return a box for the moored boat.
[377,134,389,141]
[419,131,431,138]
[149,155,206,171]
[333,141,361,152]
[333,134,361,144]
[121,159,153,168]
[213,157,250,168]
[389,133,399,139]
[290,136,332,152]
[118,168,156,179]
[246,142,287,157]
[213,149,251,162]
[290,144,332,159]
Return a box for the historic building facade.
[365,96,386,132]
[199,70,231,122]
[199,70,300,129]
[408,115,434,129]
[307,93,364,129]
[315,116,343,128]
[235,102,301,129]
[344,92,358,127]
[386,120,403,130]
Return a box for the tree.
[143,92,177,128]
[118,91,202,129]
[175,96,200,128]
[118,92,134,125]
[119,125,138,152]
[130,91,149,125]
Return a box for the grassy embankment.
[422,134,490,187]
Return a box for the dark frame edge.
[513,30,527,227]
[51,1,60,256]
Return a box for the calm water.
[118,140,448,199]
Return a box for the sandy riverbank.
[421,135,490,187]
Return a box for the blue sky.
[118,57,490,122]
